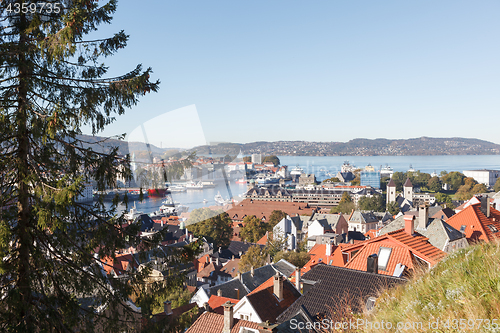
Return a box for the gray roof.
[378,215,406,234]
[379,216,464,251]
[349,211,379,224]
[241,264,279,292]
[416,219,465,251]
[289,215,309,230]
[427,205,443,218]
[277,264,405,323]
[206,278,248,300]
[272,259,297,278]
[311,213,344,229]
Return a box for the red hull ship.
[147,188,170,197]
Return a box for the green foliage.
[495,178,500,193]
[427,176,442,193]
[240,215,272,243]
[323,177,341,183]
[262,155,280,166]
[435,193,456,209]
[0,0,199,331]
[187,211,233,249]
[330,192,356,214]
[358,195,385,212]
[239,245,268,272]
[386,201,401,215]
[363,242,500,333]
[455,177,482,201]
[243,156,252,163]
[265,228,287,259]
[268,210,288,227]
[442,171,466,191]
[152,286,193,314]
[186,207,222,226]
[273,251,311,268]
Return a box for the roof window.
[460,225,466,232]
[487,224,499,233]
[377,247,392,271]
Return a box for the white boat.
[341,161,357,173]
[290,165,304,176]
[185,181,204,190]
[169,184,187,192]
[124,202,143,221]
[214,192,232,206]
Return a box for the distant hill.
[189,137,500,156]
[76,134,169,156]
[75,135,500,157]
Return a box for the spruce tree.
[0,1,194,331]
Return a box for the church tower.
[403,178,413,203]
[387,179,396,204]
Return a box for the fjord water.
[279,155,500,179]
[116,155,500,215]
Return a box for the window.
[377,247,392,271]
[460,225,466,233]
[487,224,499,233]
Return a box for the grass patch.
[361,241,500,332]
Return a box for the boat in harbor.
[235,177,247,184]
[147,188,169,197]
[380,164,394,178]
[124,203,143,221]
[214,192,231,206]
[290,165,304,176]
[185,181,204,190]
[169,184,187,192]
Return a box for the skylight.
[487,224,499,233]
[377,247,392,271]
[460,225,466,232]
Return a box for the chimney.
[273,273,284,302]
[222,301,234,333]
[216,258,220,266]
[235,288,240,300]
[367,254,378,274]
[164,300,173,315]
[295,268,301,292]
[210,257,213,264]
[237,272,242,281]
[203,302,210,312]
[217,289,222,296]
[250,266,254,277]
[404,215,415,235]
[219,247,221,253]
[161,219,164,227]
[325,242,332,256]
[480,196,491,218]
[418,204,428,230]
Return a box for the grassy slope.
[363,241,500,332]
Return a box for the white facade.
[76,181,93,203]
[233,297,261,322]
[273,216,298,251]
[307,220,327,238]
[463,170,500,187]
[190,285,210,307]
[251,154,262,164]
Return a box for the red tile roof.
[342,229,446,276]
[101,254,138,276]
[446,203,500,243]
[244,276,301,323]
[185,311,262,333]
[225,199,315,222]
[207,296,239,315]
[301,244,336,274]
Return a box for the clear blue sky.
[85,0,500,148]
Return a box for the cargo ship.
[147,188,170,197]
